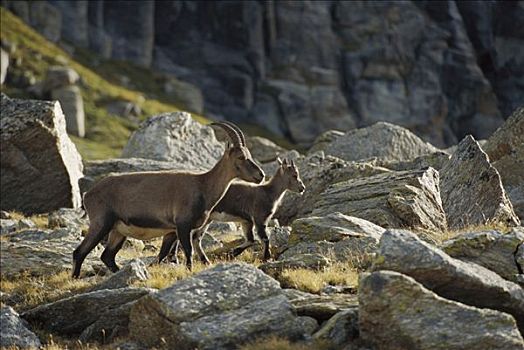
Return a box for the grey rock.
[246,136,287,163]
[0,210,11,219]
[287,292,358,322]
[359,271,524,350]
[51,85,85,137]
[48,207,87,230]
[312,168,447,232]
[0,306,41,349]
[22,287,153,336]
[0,47,8,85]
[259,253,331,274]
[129,263,312,349]
[442,228,524,282]
[162,77,204,114]
[276,152,390,224]
[0,219,18,235]
[483,107,524,219]
[92,259,150,292]
[105,100,141,120]
[104,1,154,67]
[378,151,451,172]
[308,130,345,154]
[373,230,524,332]
[517,242,524,274]
[313,308,359,346]
[289,213,384,245]
[324,122,440,163]
[121,112,224,171]
[43,66,80,92]
[29,1,62,42]
[440,135,520,229]
[0,94,84,214]
[52,1,89,48]
[79,301,136,343]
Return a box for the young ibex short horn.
[167,158,305,263]
[71,121,265,278]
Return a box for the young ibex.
[72,122,265,278]
[167,158,305,263]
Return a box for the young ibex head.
[276,157,305,194]
[212,121,265,184]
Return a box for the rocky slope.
[1,95,523,349]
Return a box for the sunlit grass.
[278,262,359,294]
[438,221,514,244]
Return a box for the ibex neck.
[201,156,236,207]
[266,175,288,201]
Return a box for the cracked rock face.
[440,135,520,229]
[128,263,314,350]
[0,94,84,214]
[312,167,447,232]
[359,271,524,350]
[1,306,42,349]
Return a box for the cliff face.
[4,0,523,146]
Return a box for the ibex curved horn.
[210,122,242,147]
[222,121,246,147]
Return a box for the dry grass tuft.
[438,221,514,243]
[278,262,359,294]
[6,211,49,229]
[0,270,101,311]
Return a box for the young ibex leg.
[72,213,115,278]
[192,223,211,264]
[157,232,178,264]
[231,220,255,257]
[101,230,126,273]
[256,223,271,261]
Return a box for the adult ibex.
[168,158,305,263]
[72,122,265,278]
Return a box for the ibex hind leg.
[72,213,115,278]
[101,230,126,273]
[256,223,271,261]
[157,232,178,264]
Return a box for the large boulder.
[42,66,80,93]
[442,227,524,282]
[359,271,524,350]
[275,152,390,224]
[323,122,440,163]
[373,230,524,332]
[0,94,84,214]
[440,135,520,229]
[91,259,150,292]
[312,167,447,232]
[121,112,224,171]
[483,107,524,219]
[0,306,41,349]
[129,263,314,349]
[246,136,288,163]
[282,213,384,267]
[312,308,359,346]
[22,287,153,336]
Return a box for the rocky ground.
[1,97,523,349]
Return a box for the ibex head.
[211,121,265,184]
[276,157,305,194]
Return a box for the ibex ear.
[226,141,231,149]
[277,157,283,166]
